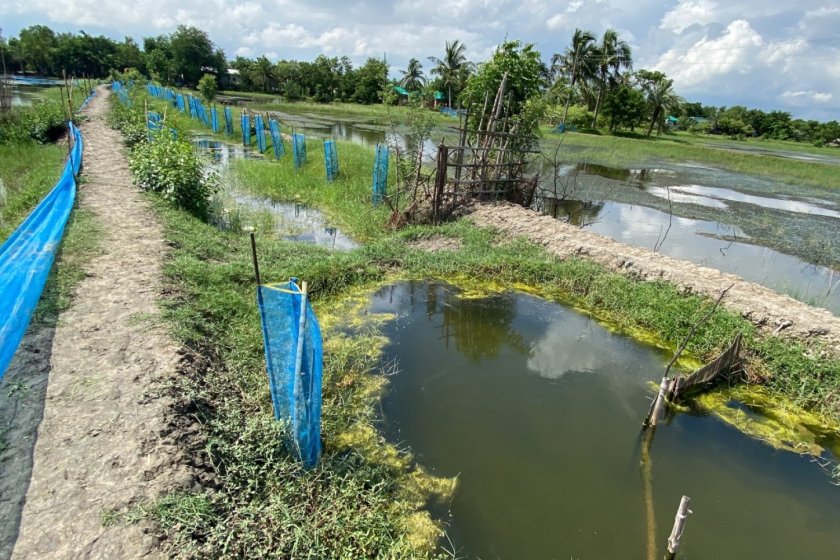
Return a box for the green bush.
[128,130,217,219]
[0,101,68,145]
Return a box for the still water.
[369,281,840,559]
[192,136,357,250]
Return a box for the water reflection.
[373,281,840,559]
[192,136,358,250]
[539,197,840,313]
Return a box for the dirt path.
[3,86,196,559]
[468,202,840,356]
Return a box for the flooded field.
[533,161,840,314]
[369,281,840,559]
[193,135,357,250]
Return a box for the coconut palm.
[641,72,683,136]
[428,40,472,108]
[591,29,633,128]
[399,58,426,91]
[551,28,597,126]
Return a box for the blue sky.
[2,0,839,120]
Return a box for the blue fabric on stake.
[269,119,284,159]
[372,143,389,204]
[256,280,323,468]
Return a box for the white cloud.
[779,90,833,105]
[660,0,720,34]
[654,19,763,89]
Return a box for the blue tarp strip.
[0,121,84,379]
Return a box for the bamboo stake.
[249,232,262,286]
[666,495,692,559]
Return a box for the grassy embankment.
[0,88,102,323]
[129,88,840,555]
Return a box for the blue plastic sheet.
[211,107,220,133]
[269,119,284,159]
[241,114,251,146]
[256,280,323,468]
[224,107,234,136]
[293,133,306,169]
[324,140,338,182]
[255,115,267,153]
[0,123,83,379]
[372,143,389,204]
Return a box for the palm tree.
[551,28,597,126]
[591,29,633,128]
[399,58,426,91]
[428,40,472,108]
[641,72,683,136]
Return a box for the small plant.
[129,129,218,219]
[197,74,218,103]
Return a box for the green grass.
[541,129,840,189]
[0,142,67,243]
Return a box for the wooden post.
[645,377,671,428]
[249,232,262,286]
[666,495,692,559]
[433,143,448,221]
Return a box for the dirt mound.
[468,202,840,356]
[2,86,200,559]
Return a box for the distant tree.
[591,29,633,128]
[602,84,647,132]
[551,28,597,126]
[352,57,388,104]
[169,25,225,87]
[18,25,56,75]
[249,56,276,92]
[428,40,473,108]
[399,58,426,91]
[143,35,175,84]
[198,73,218,102]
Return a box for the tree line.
[2,24,838,146]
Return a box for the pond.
[369,281,840,559]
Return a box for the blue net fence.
[241,113,251,146]
[372,143,389,204]
[257,279,323,468]
[0,122,84,379]
[293,132,307,169]
[224,107,234,136]
[269,119,284,159]
[211,107,220,133]
[255,114,267,153]
[324,140,339,182]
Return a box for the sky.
[2,0,839,120]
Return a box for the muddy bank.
[467,202,840,356]
[2,86,200,559]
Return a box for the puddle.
[371,281,840,559]
[192,136,358,251]
[539,198,840,313]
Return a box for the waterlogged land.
[125,89,840,556]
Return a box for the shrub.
[0,101,68,145]
[128,130,217,219]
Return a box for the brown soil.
[467,202,840,357]
[1,86,198,559]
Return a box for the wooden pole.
[666,495,692,559]
[249,232,262,286]
[645,376,671,428]
[433,143,448,221]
